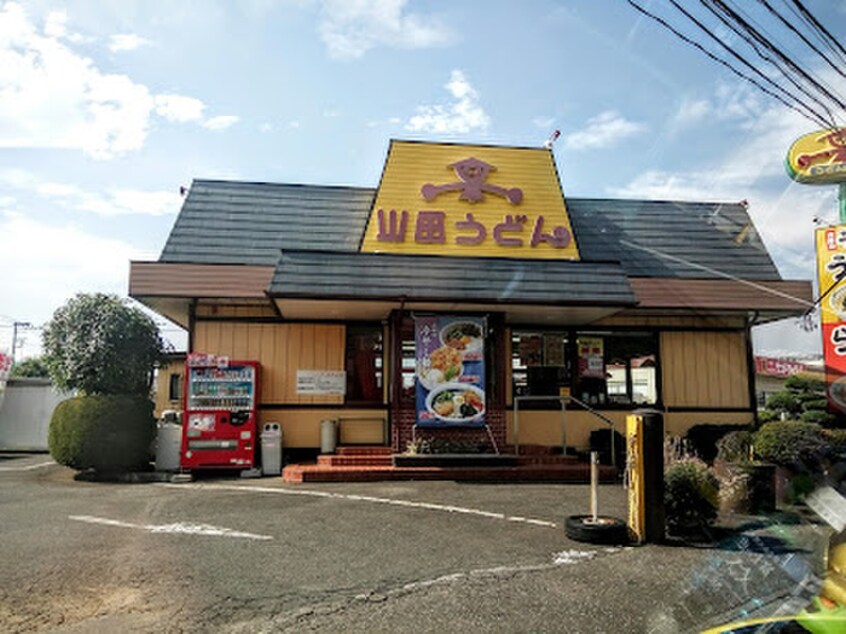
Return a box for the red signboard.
[754,356,809,378]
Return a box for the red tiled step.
[515,455,581,466]
[317,455,394,467]
[281,463,618,484]
[334,446,393,456]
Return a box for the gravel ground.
[0,454,831,633]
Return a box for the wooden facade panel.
[629,278,812,311]
[129,262,273,298]
[505,409,752,450]
[660,330,749,408]
[258,409,387,448]
[193,322,345,405]
[195,304,277,318]
[595,314,746,328]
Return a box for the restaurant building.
[129,140,812,457]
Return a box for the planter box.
[715,460,776,514]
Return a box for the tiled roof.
[160,179,782,281]
[160,180,375,265]
[269,250,637,305]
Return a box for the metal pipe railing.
[512,395,617,468]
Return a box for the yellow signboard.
[816,225,846,326]
[816,225,846,413]
[786,128,846,184]
[360,140,580,260]
[626,414,645,543]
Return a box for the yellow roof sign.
[786,127,846,184]
[360,140,580,260]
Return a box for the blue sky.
[1,0,845,358]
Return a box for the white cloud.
[202,115,240,131]
[0,3,237,158]
[405,70,490,135]
[0,169,181,217]
[564,111,645,150]
[671,98,711,129]
[288,120,301,129]
[0,214,153,325]
[109,33,151,52]
[610,83,841,280]
[0,195,15,207]
[154,94,206,123]
[670,84,763,132]
[259,122,273,133]
[318,0,454,60]
[532,116,556,129]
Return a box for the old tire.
[565,515,629,545]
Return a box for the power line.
[758,0,846,81]
[627,0,846,129]
[626,0,838,128]
[790,0,846,63]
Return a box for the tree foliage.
[42,293,168,396]
[10,356,50,379]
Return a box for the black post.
[638,408,665,543]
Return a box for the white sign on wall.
[296,370,346,395]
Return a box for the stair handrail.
[513,395,617,468]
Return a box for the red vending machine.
[181,354,260,470]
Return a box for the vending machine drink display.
[181,354,260,470]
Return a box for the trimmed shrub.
[800,410,835,425]
[48,395,155,472]
[715,430,754,464]
[664,458,719,536]
[821,428,846,459]
[765,391,802,416]
[753,421,825,471]
[685,424,752,464]
[757,409,779,424]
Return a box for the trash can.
[261,422,283,476]
[155,418,183,472]
[320,418,337,454]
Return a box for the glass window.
[511,331,569,406]
[168,373,182,402]
[575,332,657,407]
[345,324,383,404]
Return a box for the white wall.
[0,378,70,451]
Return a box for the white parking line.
[160,482,559,528]
[68,514,273,540]
[0,460,55,472]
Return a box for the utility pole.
[11,322,32,362]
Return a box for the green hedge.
[48,395,155,472]
[685,424,752,464]
[753,421,825,470]
[664,458,719,536]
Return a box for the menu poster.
[518,334,543,367]
[543,334,565,367]
[577,337,605,379]
[415,316,486,428]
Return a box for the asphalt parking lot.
[0,453,831,633]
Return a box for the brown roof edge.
[129,262,274,298]
[629,278,813,311]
